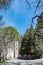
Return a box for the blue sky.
[0,0,43,34]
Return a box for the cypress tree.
[19,23,41,59]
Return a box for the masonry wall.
[15,41,19,58]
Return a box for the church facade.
[6,40,20,59]
[2,40,21,60]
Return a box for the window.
[16,48,17,50]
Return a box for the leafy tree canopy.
[19,24,42,59]
[0,0,12,9]
[3,26,19,38]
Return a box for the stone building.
[6,39,21,59]
[0,27,22,60]
[14,41,19,58]
[6,41,15,59]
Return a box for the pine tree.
[35,12,43,54]
[19,23,42,59]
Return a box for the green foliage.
[0,26,19,60]
[0,0,13,27]
[0,62,7,65]
[0,26,19,45]
[4,26,19,38]
[36,12,43,53]
[0,0,12,9]
[0,48,2,61]
[19,24,42,59]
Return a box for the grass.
[0,62,7,65]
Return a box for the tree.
[26,0,43,25]
[19,23,42,59]
[0,0,13,61]
[0,0,12,9]
[26,0,43,15]
[0,0,13,27]
[0,26,19,61]
[1,26,19,48]
[35,12,43,54]
[4,26,19,38]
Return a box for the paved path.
[7,62,43,65]
[6,58,43,63]
[7,63,16,65]
[6,58,43,65]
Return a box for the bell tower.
[14,41,19,58]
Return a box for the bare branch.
[26,0,43,15]
[32,15,40,23]
[0,15,3,20]
[26,0,31,8]
[0,15,5,27]
[34,0,41,15]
